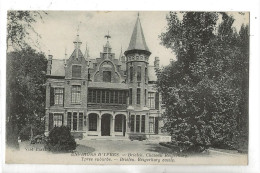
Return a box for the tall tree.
[158,12,249,152]
[6,48,47,146]
[6,11,47,148]
[7,11,46,51]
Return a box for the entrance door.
[101,114,111,136]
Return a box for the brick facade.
[45,15,164,139]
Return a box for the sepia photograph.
[4,10,250,165]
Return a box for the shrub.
[19,125,45,141]
[45,126,76,152]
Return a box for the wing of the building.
[45,14,166,140]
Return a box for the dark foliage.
[19,125,45,141]
[45,126,77,152]
[158,12,249,152]
[6,47,47,147]
[7,11,47,51]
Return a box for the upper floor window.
[54,88,64,105]
[137,88,141,105]
[129,88,132,105]
[145,67,148,83]
[72,65,81,78]
[144,89,147,106]
[71,85,81,104]
[88,89,127,105]
[129,66,133,83]
[148,92,155,109]
[137,66,141,81]
[103,71,111,82]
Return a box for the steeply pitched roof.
[69,49,84,60]
[126,16,150,53]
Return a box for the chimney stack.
[154,56,160,68]
[47,54,53,75]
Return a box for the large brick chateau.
[44,14,164,139]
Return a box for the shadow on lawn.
[18,141,95,155]
[144,143,210,157]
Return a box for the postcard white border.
[1,0,260,172]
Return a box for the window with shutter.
[78,113,83,131]
[67,112,72,130]
[136,115,140,132]
[49,113,53,130]
[155,117,159,134]
[73,112,77,130]
[155,92,159,110]
[50,87,54,106]
[130,115,135,132]
[141,115,145,132]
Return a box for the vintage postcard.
[5,11,249,165]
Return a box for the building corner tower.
[125,14,151,134]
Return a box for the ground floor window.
[67,112,72,129]
[49,113,53,130]
[53,114,63,127]
[115,115,123,132]
[79,113,83,131]
[136,115,140,132]
[141,115,145,132]
[73,112,77,130]
[149,117,154,133]
[89,114,97,131]
[130,115,135,132]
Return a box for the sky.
[32,11,249,66]
[33,11,174,66]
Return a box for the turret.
[125,14,151,109]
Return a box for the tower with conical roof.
[125,13,151,111]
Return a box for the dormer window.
[72,65,81,78]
